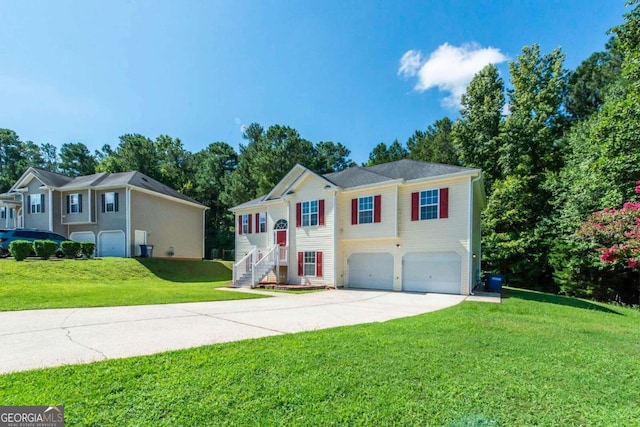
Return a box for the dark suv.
[0,229,69,257]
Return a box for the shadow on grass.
[505,287,623,315]
[133,258,232,283]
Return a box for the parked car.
[0,229,69,258]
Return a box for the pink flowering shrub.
[578,181,640,268]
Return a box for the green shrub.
[60,241,81,259]
[80,242,95,259]
[9,240,33,261]
[33,240,58,260]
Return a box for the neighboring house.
[231,159,485,295]
[0,167,207,258]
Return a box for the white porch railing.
[232,246,256,287]
[233,244,288,288]
[278,245,288,265]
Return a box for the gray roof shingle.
[24,168,202,206]
[324,159,477,189]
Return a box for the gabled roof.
[11,167,203,206]
[232,159,481,210]
[11,167,73,190]
[324,159,478,189]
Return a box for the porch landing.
[256,283,329,291]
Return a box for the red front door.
[276,230,287,246]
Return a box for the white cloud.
[398,43,507,108]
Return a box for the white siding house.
[231,159,485,295]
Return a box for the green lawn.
[1,288,638,425]
[0,258,265,311]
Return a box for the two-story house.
[0,167,207,258]
[231,159,485,295]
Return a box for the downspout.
[287,199,291,284]
[202,208,206,259]
[468,174,482,295]
[126,187,132,257]
[332,190,338,289]
[48,188,53,231]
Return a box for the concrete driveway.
[0,289,465,374]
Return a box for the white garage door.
[403,252,462,294]
[347,253,394,290]
[98,231,125,257]
[69,231,95,244]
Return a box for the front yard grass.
[1,287,638,425]
[0,258,265,311]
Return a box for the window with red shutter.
[316,251,323,277]
[238,215,243,235]
[374,195,381,223]
[439,188,449,219]
[297,252,303,276]
[296,203,302,227]
[351,198,358,225]
[318,199,325,226]
[411,192,419,221]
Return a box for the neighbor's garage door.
[98,231,125,257]
[69,231,95,244]
[347,253,394,290]
[403,252,462,294]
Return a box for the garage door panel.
[348,253,394,290]
[98,231,125,257]
[69,231,95,243]
[403,252,461,294]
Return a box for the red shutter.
[374,195,382,223]
[351,198,358,225]
[238,215,243,235]
[316,251,323,277]
[296,203,302,227]
[439,188,449,219]
[319,199,325,226]
[255,213,260,233]
[248,215,252,233]
[298,252,303,276]
[411,192,419,221]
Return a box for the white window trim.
[259,212,267,233]
[70,194,80,214]
[419,189,440,221]
[242,214,249,234]
[302,200,319,227]
[30,194,43,214]
[105,192,116,213]
[358,195,374,224]
[303,251,317,277]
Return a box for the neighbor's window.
[69,194,80,213]
[302,200,318,227]
[30,194,43,214]
[303,251,316,276]
[259,212,267,233]
[420,189,439,220]
[102,192,119,213]
[242,214,249,234]
[0,207,5,219]
[358,196,373,224]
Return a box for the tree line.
[1,2,638,304]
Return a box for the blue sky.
[1,1,629,165]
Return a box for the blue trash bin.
[139,244,148,257]
[487,274,505,292]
